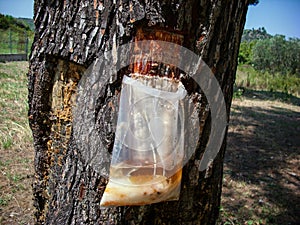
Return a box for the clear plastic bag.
[100,75,187,206]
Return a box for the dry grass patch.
[219,93,300,225]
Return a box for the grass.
[0,28,34,55]
[235,65,300,97]
[0,61,34,224]
[0,62,31,149]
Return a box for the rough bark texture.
[28,0,250,224]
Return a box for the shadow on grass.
[242,88,300,106]
[222,89,300,224]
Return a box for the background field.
[0,14,34,56]
[0,62,34,224]
[0,62,299,224]
[219,93,300,225]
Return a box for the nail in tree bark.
[28,0,252,224]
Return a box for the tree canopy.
[239,28,300,75]
[0,14,33,32]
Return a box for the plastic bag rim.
[123,75,187,100]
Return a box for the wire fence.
[0,29,30,55]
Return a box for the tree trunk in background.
[28,0,250,224]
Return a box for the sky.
[245,0,300,38]
[0,0,299,38]
[0,0,33,19]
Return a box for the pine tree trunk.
[28,0,250,224]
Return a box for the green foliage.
[239,28,300,77]
[0,16,10,29]
[0,14,34,54]
[252,35,300,75]
[238,40,256,64]
[236,65,300,97]
[248,0,259,5]
[2,138,13,149]
[242,27,271,42]
[239,28,272,64]
[17,18,35,31]
[0,197,10,206]
[0,14,33,31]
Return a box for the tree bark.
[28,0,250,224]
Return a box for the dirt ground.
[0,145,34,225]
[219,90,300,225]
[0,62,299,224]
